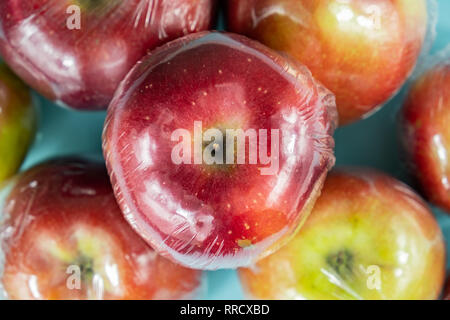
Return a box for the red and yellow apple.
[0,0,216,110]
[399,62,450,213]
[239,168,446,300]
[227,0,428,125]
[103,31,337,270]
[0,158,203,300]
[0,62,36,183]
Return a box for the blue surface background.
[17,0,450,300]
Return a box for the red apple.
[0,158,203,300]
[103,31,337,270]
[399,62,450,213]
[0,0,216,110]
[239,168,446,300]
[0,62,36,183]
[227,0,428,125]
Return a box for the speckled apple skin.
[0,158,203,300]
[0,0,216,110]
[103,31,337,270]
[228,0,428,125]
[239,168,446,300]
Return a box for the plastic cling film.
[103,31,337,270]
[238,168,446,300]
[0,176,18,300]
[0,0,217,110]
[227,0,437,126]
[398,47,450,214]
[0,158,203,300]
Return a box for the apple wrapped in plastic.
[0,158,203,300]
[0,0,216,110]
[239,169,446,300]
[227,0,428,125]
[0,63,36,183]
[400,61,450,213]
[103,31,337,270]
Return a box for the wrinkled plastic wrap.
[227,0,437,125]
[0,0,216,110]
[239,168,446,300]
[399,49,450,214]
[103,31,337,270]
[0,158,203,300]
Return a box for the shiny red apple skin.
[239,168,446,300]
[0,0,216,110]
[103,31,337,270]
[227,0,428,125]
[400,62,450,213]
[0,158,203,300]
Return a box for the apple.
[0,0,216,110]
[227,0,428,125]
[239,168,446,300]
[0,158,203,300]
[399,62,450,213]
[0,62,36,183]
[103,31,337,270]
